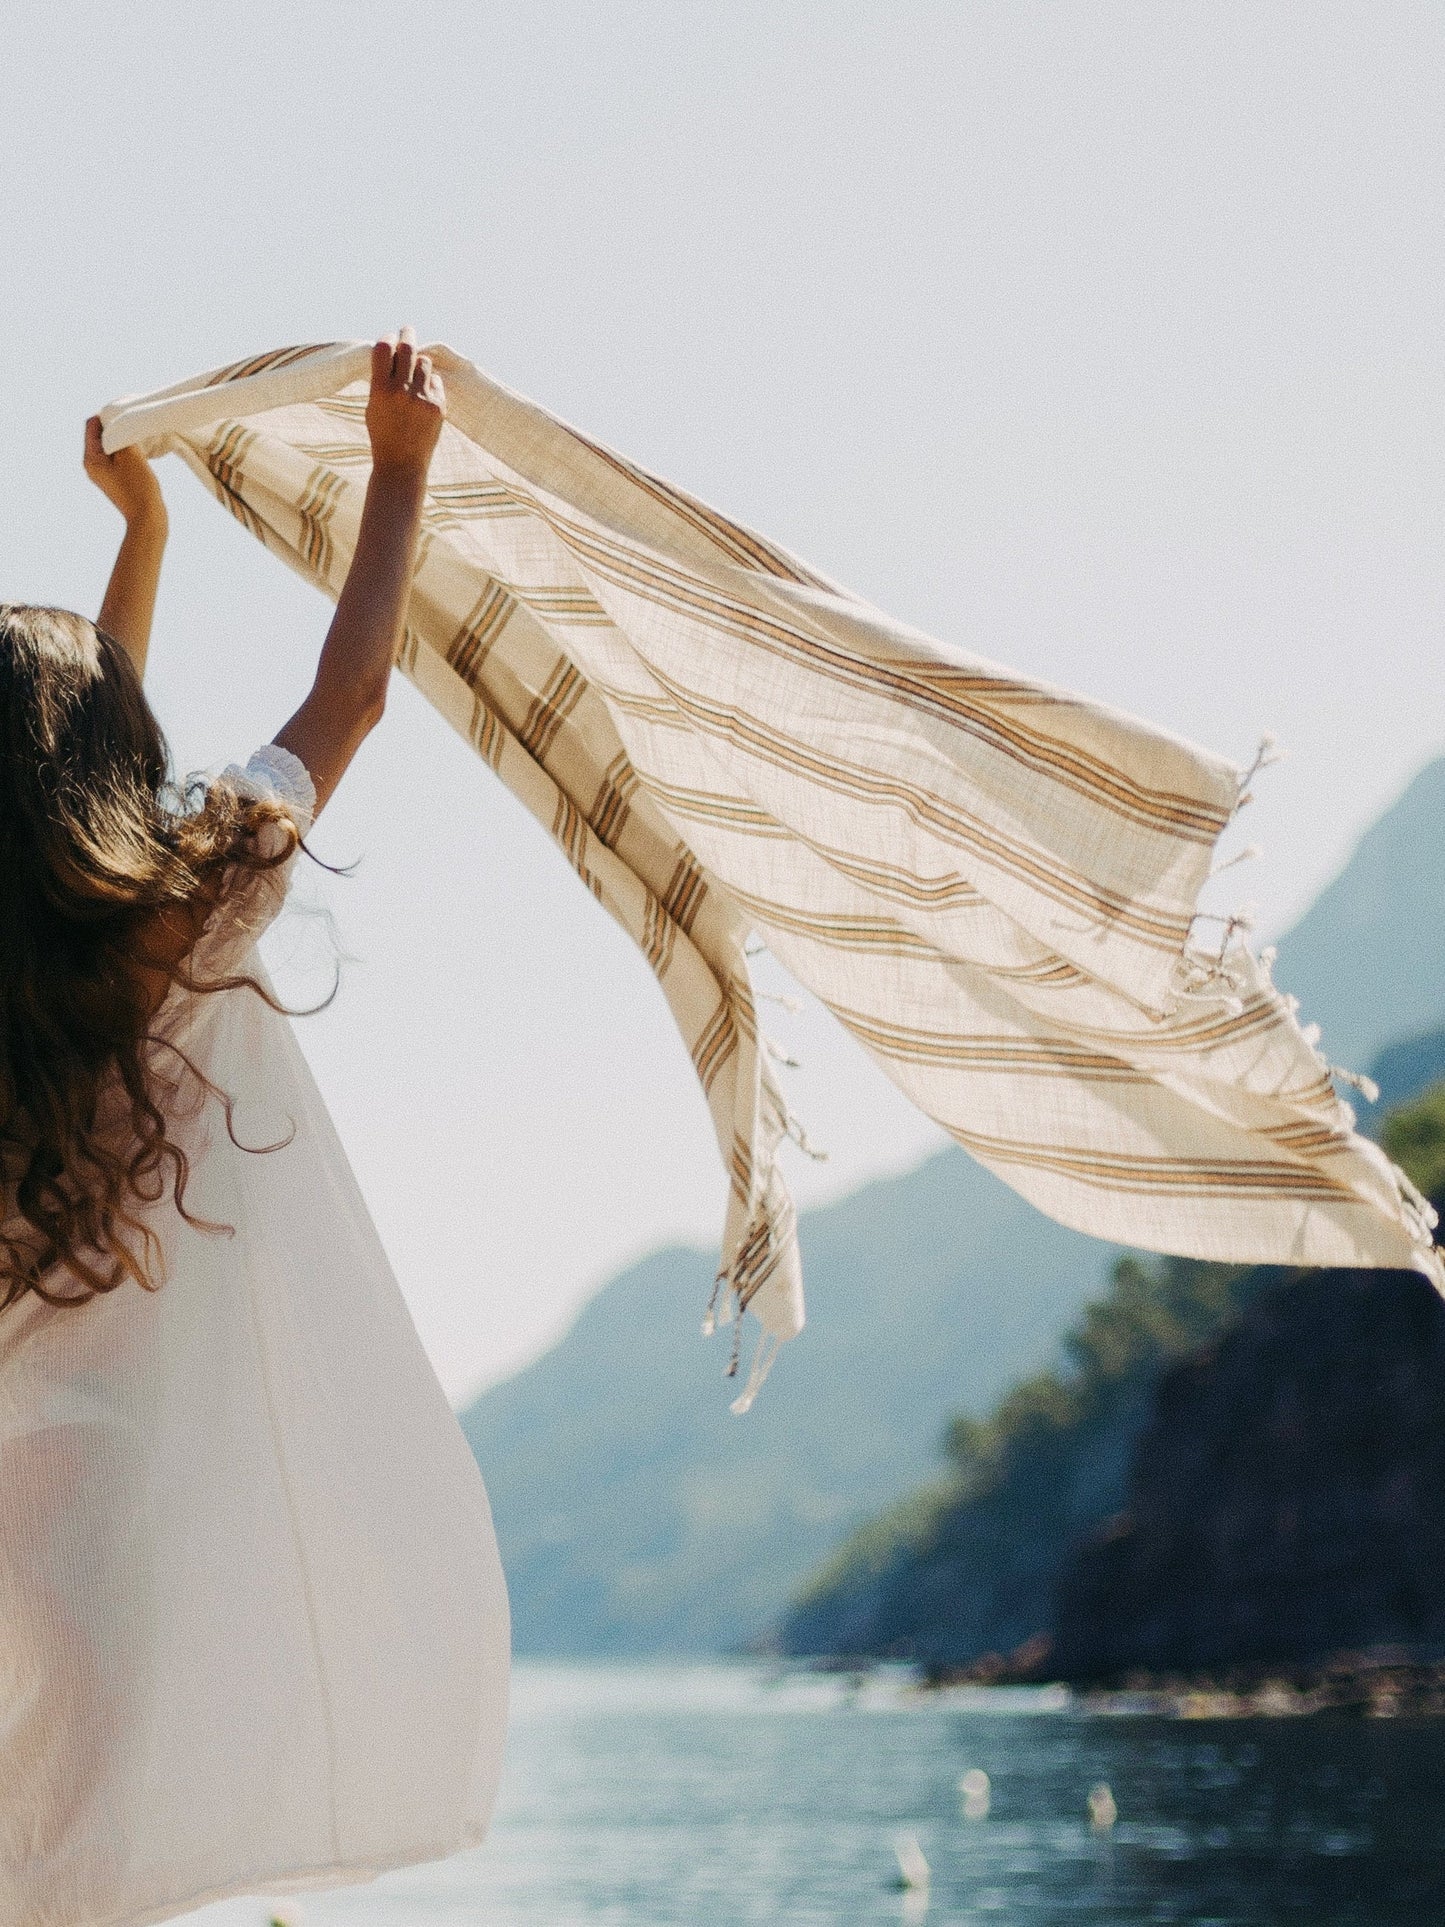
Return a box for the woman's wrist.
[118,513,168,569]
[123,495,168,539]
[367,457,430,500]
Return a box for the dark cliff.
[1052,1265,1445,1680]
[1051,1082,1445,1680]
[775,1254,1268,1664]
[778,1082,1445,1675]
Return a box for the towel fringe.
[764,1034,802,1070]
[759,990,803,1013]
[1219,912,1433,1274]
[701,1270,725,1338]
[1187,905,1256,944]
[1396,1166,1440,1241]
[1233,733,1285,815]
[1332,1065,1381,1105]
[729,1331,783,1415]
[1210,843,1262,879]
[785,1113,829,1162]
[1171,958,1245,1013]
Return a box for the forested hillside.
[776,1085,1445,1673]
[774,1251,1266,1663]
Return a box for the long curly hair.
[0,604,305,1311]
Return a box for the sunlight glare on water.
[188,1660,1445,1926]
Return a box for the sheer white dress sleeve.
[0,747,510,1927]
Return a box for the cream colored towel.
[103,342,1440,1407]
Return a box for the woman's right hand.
[84,417,166,528]
[365,328,445,477]
[275,329,445,818]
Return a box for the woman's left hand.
[84,417,166,526]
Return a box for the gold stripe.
[1062,994,1287,1059]
[316,394,368,423]
[519,660,585,761]
[295,464,345,581]
[548,510,1230,843]
[520,585,612,625]
[425,479,530,527]
[691,997,738,1093]
[204,343,335,387]
[205,470,265,543]
[593,684,695,733]
[730,1131,754,1203]
[991,957,1089,986]
[468,697,505,771]
[551,793,602,902]
[733,889,934,956]
[561,425,829,587]
[728,1210,791,1304]
[950,1124,1358,1203]
[661,852,707,937]
[633,775,786,836]
[295,439,372,467]
[730,983,758,1048]
[833,1004,1146,1082]
[447,582,517,687]
[206,421,255,493]
[590,753,639,849]
[203,424,265,542]
[641,891,676,978]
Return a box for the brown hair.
[0,605,304,1310]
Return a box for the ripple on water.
[184,1660,1445,1927]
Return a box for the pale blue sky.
[5,2,1442,1398]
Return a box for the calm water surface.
[194,1661,1445,1927]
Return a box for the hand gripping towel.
[102,342,1441,1408]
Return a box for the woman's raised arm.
[275,330,444,817]
[84,418,168,680]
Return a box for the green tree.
[1382,1080,1445,1214]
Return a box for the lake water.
[192,1661,1445,1927]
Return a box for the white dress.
[0,746,510,1927]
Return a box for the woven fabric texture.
[103,343,1441,1404]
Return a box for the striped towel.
[102,343,1440,1407]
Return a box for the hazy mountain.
[1365,1025,1445,1126]
[459,755,1445,1655]
[461,1154,1120,1654]
[1271,755,1445,1071]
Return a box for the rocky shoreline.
[920,1644,1445,1718]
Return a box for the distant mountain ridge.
[460,754,1445,1655]
[461,1152,1121,1654]
[1365,1026,1445,1128]
[1271,755,1445,1071]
